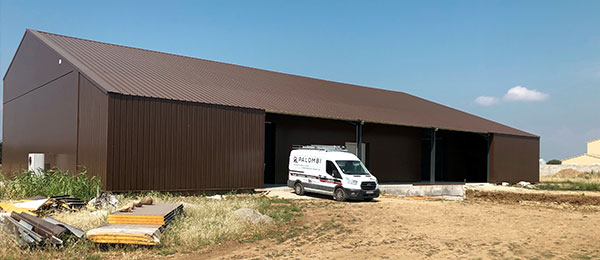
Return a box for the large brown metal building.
[2,30,539,191]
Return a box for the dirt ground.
[466,188,600,209]
[164,194,600,260]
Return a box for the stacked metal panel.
[107,203,183,226]
[87,203,183,245]
[86,224,162,245]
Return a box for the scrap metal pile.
[0,196,85,246]
[0,195,85,217]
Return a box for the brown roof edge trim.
[266,110,538,138]
[107,92,266,114]
[28,30,114,94]
[3,30,29,81]
[402,93,537,138]
[492,132,540,139]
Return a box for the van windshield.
[335,160,369,175]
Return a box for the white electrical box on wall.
[28,153,45,176]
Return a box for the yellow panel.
[107,220,165,225]
[107,215,164,220]
[0,203,37,216]
[88,233,152,239]
[90,238,157,245]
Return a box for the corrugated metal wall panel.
[77,74,108,186]
[106,93,265,191]
[490,134,540,183]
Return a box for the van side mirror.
[332,169,341,178]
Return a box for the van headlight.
[345,178,358,185]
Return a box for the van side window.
[326,161,339,177]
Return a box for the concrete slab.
[379,183,472,200]
[258,183,492,200]
[256,185,324,200]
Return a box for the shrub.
[547,159,562,165]
[0,169,101,201]
[535,181,600,191]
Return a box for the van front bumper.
[344,188,380,200]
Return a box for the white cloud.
[474,96,500,106]
[475,85,549,107]
[502,86,549,102]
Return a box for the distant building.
[562,139,600,165]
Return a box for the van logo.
[295,156,321,164]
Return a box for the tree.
[547,159,561,165]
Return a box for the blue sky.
[1,0,599,160]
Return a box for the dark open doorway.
[264,121,276,184]
[421,129,489,183]
[263,113,356,184]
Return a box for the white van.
[287,145,380,201]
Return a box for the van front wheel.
[294,182,305,195]
[334,188,346,202]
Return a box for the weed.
[156,249,176,256]
[541,171,600,184]
[571,253,593,260]
[0,169,101,201]
[85,254,103,260]
[540,250,555,258]
[535,181,600,191]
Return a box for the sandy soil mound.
[232,208,273,224]
[555,168,584,178]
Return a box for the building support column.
[486,133,493,183]
[430,128,437,184]
[355,120,364,161]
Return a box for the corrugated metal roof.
[29,29,536,137]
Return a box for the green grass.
[0,169,101,201]
[255,196,303,222]
[535,181,600,191]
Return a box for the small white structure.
[28,153,45,176]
